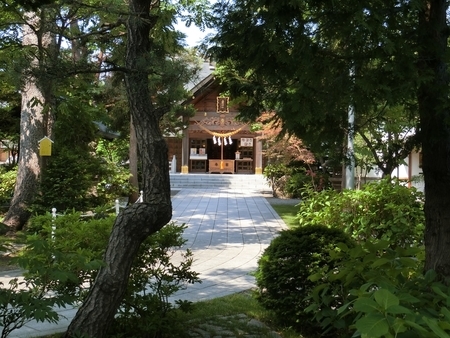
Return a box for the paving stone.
[186,314,283,338]
[247,318,267,328]
[0,187,288,338]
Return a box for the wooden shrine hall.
[165,73,264,175]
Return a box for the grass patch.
[270,204,299,229]
[175,290,302,338]
[39,291,303,338]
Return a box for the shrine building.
[165,67,264,175]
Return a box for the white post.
[135,190,144,203]
[51,207,56,241]
[345,104,355,189]
[346,65,355,190]
[171,155,177,173]
[115,199,120,215]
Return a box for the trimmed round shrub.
[255,224,354,333]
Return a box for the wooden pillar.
[181,126,189,174]
[255,139,263,175]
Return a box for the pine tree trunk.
[3,12,53,231]
[418,0,450,277]
[65,1,172,337]
[128,116,139,203]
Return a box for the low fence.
[50,189,144,231]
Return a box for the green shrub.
[305,240,450,338]
[0,278,64,338]
[264,163,330,199]
[19,212,200,338]
[298,177,425,246]
[19,212,112,299]
[263,163,291,197]
[33,148,108,213]
[286,169,330,199]
[255,224,354,334]
[110,222,201,338]
[95,163,135,203]
[0,166,16,206]
[1,211,106,338]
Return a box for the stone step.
[169,173,271,192]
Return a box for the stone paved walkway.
[0,187,289,337]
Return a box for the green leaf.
[422,316,450,338]
[398,293,421,304]
[440,321,450,331]
[371,258,391,268]
[354,297,379,313]
[424,269,438,283]
[385,305,412,315]
[360,282,375,292]
[308,272,323,282]
[337,301,354,315]
[374,289,399,310]
[397,257,419,268]
[441,307,450,321]
[355,314,390,337]
[404,320,429,333]
[392,317,407,335]
[432,285,449,299]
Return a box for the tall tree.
[211,0,419,170]
[0,0,113,229]
[417,0,450,276]
[3,9,55,230]
[211,0,450,276]
[355,103,418,177]
[65,1,210,336]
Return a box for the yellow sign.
[39,136,53,156]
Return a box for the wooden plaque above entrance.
[217,97,229,114]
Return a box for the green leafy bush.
[19,212,200,338]
[292,177,450,338]
[19,212,112,299]
[110,223,201,337]
[0,278,65,338]
[1,211,106,338]
[95,163,135,203]
[255,224,354,334]
[298,177,425,246]
[286,169,330,199]
[264,163,330,199]
[33,148,107,213]
[263,163,291,197]
[0,166,16,206]
[306,240,450,338]
[258,177,427,337]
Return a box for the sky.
[174,0,217,47]
[175,21,215,47]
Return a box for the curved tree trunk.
[65,1,172,337]
[418,0,450,277]
[3,11,53,231]
[128,116,140,203]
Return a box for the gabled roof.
[185,61,218,105]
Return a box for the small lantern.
[39,136,54,156]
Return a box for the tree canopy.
[210,0,421,172]
[0,0,210,229]
[210,0,450,277]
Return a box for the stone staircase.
[169,173,272,193]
